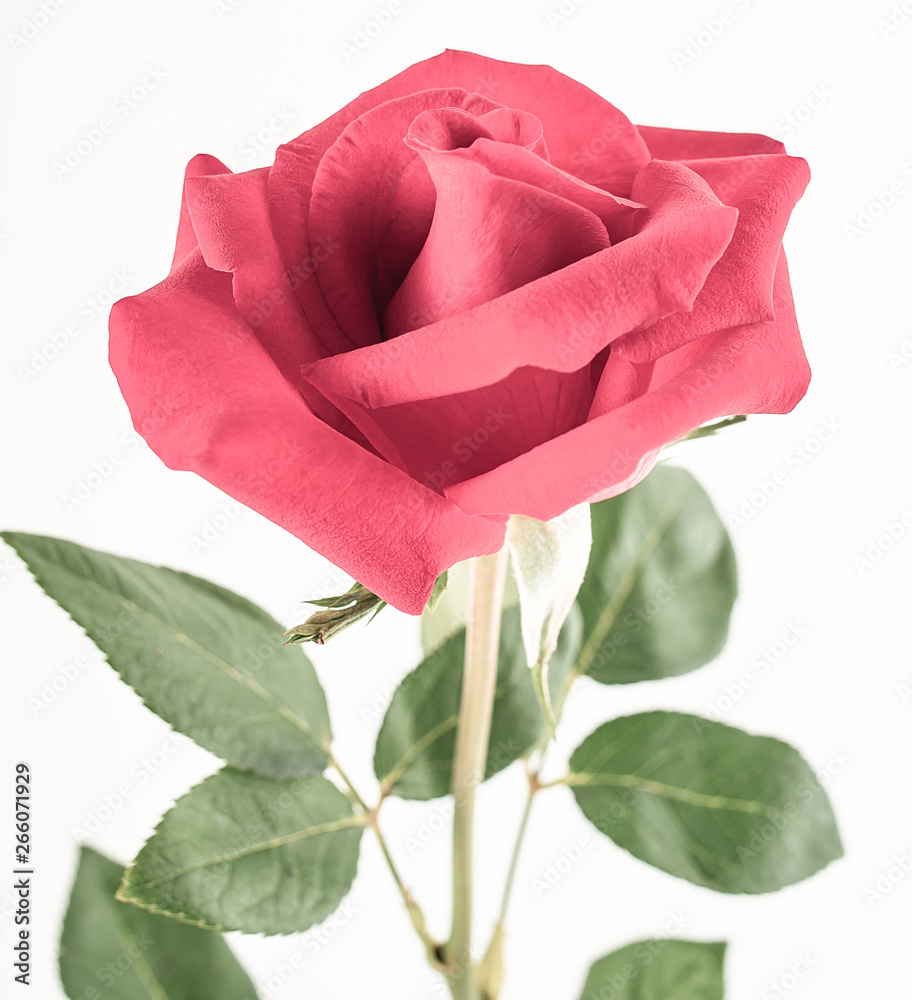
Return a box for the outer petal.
[613,154,810,363]
[302,159,738,409]
[445,253,809,519]
[171,154,230,270]
[184,166,323,380]
[636,125,786,160]
[179,160,370,446]
[107,251,505,614]
[315,364,598,489]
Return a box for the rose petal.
[408,105,550,157]
[393,50,651,188]
[184,166,316,375]
[268,50,650,320]
[306,89,502,348]
[303,159,737,409]
[425,136,644,236]
[636,124,786,159]
[588,351,654,417]
[180,161,368,442]
[171,153,229,270]
[613,153,810,363]
[108,250,505,613]
[384,106,614,338]
[279,49,649,194]
[444,252,809,519]
[317,364,598,490]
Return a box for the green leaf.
[569,465,736,688]
[426,570,449,613]
[375,607,581,800]
[60,846,255,1000]
[118,768,365,935]
[2,532,330,779]
[569,711,843,893]
[578,939,726,1000]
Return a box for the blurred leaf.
[578,939,726,1000]
[60,846,255,1000]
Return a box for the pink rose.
[109,50,810,614]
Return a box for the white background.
[2,0,911,997]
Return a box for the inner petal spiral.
[383,105,612,339]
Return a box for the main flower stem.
[445,546,509,999]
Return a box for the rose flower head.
[109,50,810,613]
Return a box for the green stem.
[329,755,442,968]
[446,547,510,998]
[328,754,370,812]
[497,765,539,927]
[370,808,444,968]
